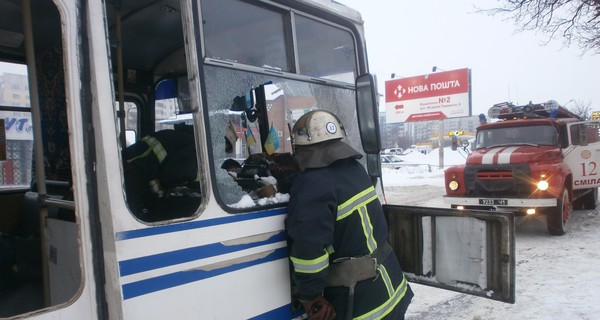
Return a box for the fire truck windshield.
[476,125,559,149]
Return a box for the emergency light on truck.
[487,100,576,120]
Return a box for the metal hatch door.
[383,205,515,303]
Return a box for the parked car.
[381,154,405,170]
[383,148,404,155]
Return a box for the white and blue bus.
[0,0,515,318]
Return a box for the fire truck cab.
[444,100,600,235]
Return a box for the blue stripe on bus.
[122,246,288,299]
[119,231,287,276]
[116,208,286,241]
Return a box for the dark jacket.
[122,124,199,221]
[287,158,413,319]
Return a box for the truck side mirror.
[461,139,471,154]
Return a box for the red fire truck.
[444,100,600,235]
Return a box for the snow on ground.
[382,147,469,188]
[382,148,600,320]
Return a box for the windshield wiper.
[481,144,511,149]
[482,143,539,148]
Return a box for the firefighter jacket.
[287,158,413,319]
[122,124,199,220]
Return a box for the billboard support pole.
[439,119,444,169]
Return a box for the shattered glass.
[203,65,364,210]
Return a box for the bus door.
[0,0,105,318]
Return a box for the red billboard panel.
[385,68,471,123]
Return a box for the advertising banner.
[0,110,33,140]
[385,68,471,123]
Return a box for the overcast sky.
[337,0,599,116]
[2,1,597,117]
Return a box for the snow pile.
[383,147,468,187]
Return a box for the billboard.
[385,68,471,123]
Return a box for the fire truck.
[444,100,600,236]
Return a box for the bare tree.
[567,99,594,119]
[481,1,600,54]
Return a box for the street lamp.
[563,99,575,108]
[431,66,446,168]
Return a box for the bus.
[0,0,515,318]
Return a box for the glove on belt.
[326,241,393,287]
[327,255,377,287]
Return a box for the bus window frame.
[197,0,362,88]
[192,0,366,212]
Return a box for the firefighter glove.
[303,295,336,320]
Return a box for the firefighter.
[122,123,203,221]
[287,110,413,320]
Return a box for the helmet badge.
[326,122,337,134]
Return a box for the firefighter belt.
[326,241,393,287]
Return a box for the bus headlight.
[537,180,549,191]
[449,181,459,191]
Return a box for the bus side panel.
[112,210,295,318]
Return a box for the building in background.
[379,111,479,152]
[0,72,30,107]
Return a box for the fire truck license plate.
[479,199,508,205]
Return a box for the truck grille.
[477,171,513,180]
[465,164,532,197]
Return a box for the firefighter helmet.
[292,110,346,146]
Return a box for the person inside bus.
[286,110,413,320]
[122,122,202,221]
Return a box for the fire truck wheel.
[547,188,570,236]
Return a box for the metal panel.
[383,205,515,303]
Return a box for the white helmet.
[292,110,346,146]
